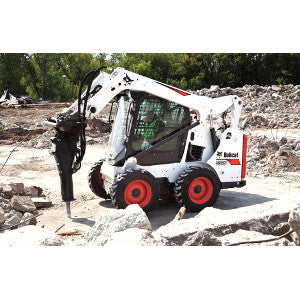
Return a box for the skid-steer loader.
[45,66,247,215]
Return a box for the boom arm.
[55,67,242,129]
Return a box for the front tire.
[174,165,221,212]
[88,160,109,198]
[110,169,159,212]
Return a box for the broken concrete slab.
[11,195,36,213]
[0,207,5,226]
[153,221,222,246]
[24,186,44,197]
[84,204,152,245]
[31,197,52,208]
[8,183,24,195]
[155,199,299,245]
[179,230,222,246]
[20,212,37,226]
[289,232,300,246]
[0,225,64,246]
[0,184,15,199]
[24,186,39,197]
[0,201,12,213]
[104,228,166,246]
[1,210,22,230]
[210,85,220,92]
[221,229,290,246]
[288,203,300,242]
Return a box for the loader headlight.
[111,69,119,78]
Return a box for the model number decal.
[216,160,227,166]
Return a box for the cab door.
[126,92,191,165]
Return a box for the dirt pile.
[0,127,46,143]
[0,104,111,149]
[0,105,65,147]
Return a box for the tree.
[1,53,299,103]
[21,54,75,102]
[0,53,27,95]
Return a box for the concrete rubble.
[195,84,300,130]
[221,229,291,246]
[246,133,300,176]
[1,84,298,152]
[0,207,5,226]
[153,199,299,245]
[84,204,152,245]
[105,228,166,246]
[0,90,50,106]
[1,210,23,230]
[1,187,299,246]
[11,195,36,213]
[0,182,52,231]
[288,204,300,245]
[80,198,300,246]
[31,197,52,208]
[192,84,300,177]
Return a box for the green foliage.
[21,53,110,102]
[0,53,299,102]
[0,53,27,95]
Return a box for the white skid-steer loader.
[45,66,247,216]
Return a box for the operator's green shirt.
[144,117,164,139]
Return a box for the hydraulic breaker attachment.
[47,66,107,217]
[49,115,83,218]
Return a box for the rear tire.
[110,169,159,212]
[88,160,109,198]
[174,165,221,212]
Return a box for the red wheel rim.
[188,177,213,204]
[124,180,152,208]
[99,173,103,187]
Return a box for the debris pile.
[1,196,299,246]
[193,84,300,129]
[247,133,300,175]
[85,118,111,145]
[0,183,52,231]
[0,90,50,106]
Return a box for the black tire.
[174,165,221,212]
[110,169,159,212]
[88,160,109,198]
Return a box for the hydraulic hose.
[73,66,111,173]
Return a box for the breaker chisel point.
[66,201,72,219]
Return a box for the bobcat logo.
[217,151,223,157]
